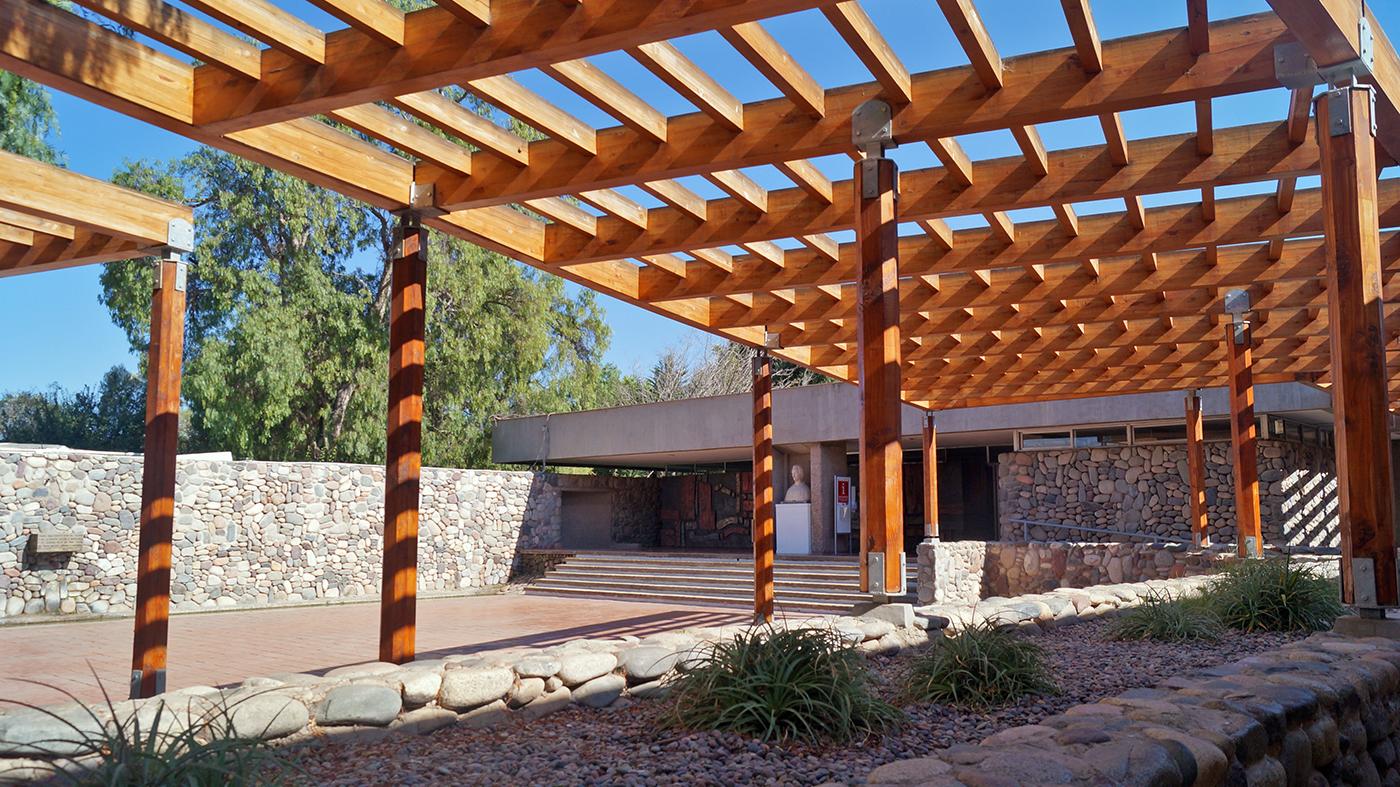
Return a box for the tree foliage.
[99,149,617,466]
[619,339,831,405]
[0,71,62,164]
[0,366,146,451]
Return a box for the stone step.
[532,576,872,602]
[525,585,859,614]
[547,570,862,591]
[549,564,860,583]
[564,553,858,570]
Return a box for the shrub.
[1206,557,1344,633]
[904,620,1056,709]
[1108,592,1223,643]
[668,625,902,744]
[3,679,295,786]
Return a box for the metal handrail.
[1006,517,1189,545]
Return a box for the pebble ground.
[293,620,1301,786]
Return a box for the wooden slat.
[926,137,975,186]
[722,22,825,118]
[307,0,405,46]
[1059,0,1103,73]
[1100,113,1129,166]
[707,170,768,213]
[1187,0,1210,55]
[182,0,325,64]
[70,0,261,79]
[0,149,189,244]
[985,211,1015,243]
[525,197,598,234]
[433,0,489,25]
[544,58,668,143]
[1011,125,1049,176]
[639,180,708,221]
[937,0,1003,88]
[1195,99,1213,155]
[468,75,598,155]
[775,160,834,203]
[0,223,35,246]
[1053,203,1079,236]
[392,91,530,165]
[629,41,744,132]
[823,1,911,103]
[577,189,648,229]
[329,103,473,174]
[0,207,75,239]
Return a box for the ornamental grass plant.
[903,619,1056,709]
[667,625,902,744]
[1205,556,1344,633]
[1108,591,1224,643]
[1,677,295,786]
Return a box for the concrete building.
[493,382,1342,556]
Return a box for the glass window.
[1019,431,1071,450]
[1074,426,1129,447]
[1301,425,1318,444]
[1202,418,1233,441]
[1132,423,1187,444]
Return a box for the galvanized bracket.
[151,258,189,292]
[1224,288,1251,344]
[1323,84,1377,138]
[1243,535,1260,558]
[852,99,894,202]
[1274,17,1373,89]
[129,669,166,699]
[751,348,769,377]
[394,182,447,220]
[1353,556,1379,607]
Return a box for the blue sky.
[1,0,1393,393]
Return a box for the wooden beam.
[707,170,768,213]
[0,207,75,239]
[380,215,426,665]
[1185,389,1210,548]
[70,0,262,79]
[191,0,832,131]
[1059,0,1103,74]
[0,149,190,244]
[1187,0,1210,55]
[630,41,744,132]
[467,75,598,155]
[329,104,473,174]
[1011,125,1049,176]
[639,180,708,221]
[723,22,825,118]
[182,0,325,64]
[776,160,834,203]
[752,350,775,622]
[1317,84,1398,608]
[543,58,669,144]
[1225,318,1262,558]
[823,2,911,103]
[429,12,1291,210]
[306,0,405,47]
[392,91,529,166]
[130,255,187,699]
[922,411,938,541]
[855,155,903,595]
[433,0,489,26]
[937,0,1003,88]
[1266,0,1400,161]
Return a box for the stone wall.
[915,539,1339,605]
[867,631,1400,786]
[554,474,660,546]
[0,448,652,620]
[998,438,1338,548]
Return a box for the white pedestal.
[776,503,812,555]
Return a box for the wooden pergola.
[2,0,1397,691]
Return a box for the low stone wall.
[0,448,657,620]
[867,630,1400,786]
[998,439,1339,548]
[916,539,1339,605]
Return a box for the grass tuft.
[667,625,902,744]
[904,620,1056,709]
[1205,556,1344,633]
[1108,591,1224,643]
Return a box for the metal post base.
[129,668,166,699]
[1359,607,1387,620]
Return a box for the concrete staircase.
[527,551,890,614]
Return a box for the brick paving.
[0,594,745,707]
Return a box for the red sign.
[836,478,850,503]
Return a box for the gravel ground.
[293,620,1301,787]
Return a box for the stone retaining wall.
[916,539,1339,605]
[998,439,1338,547]
[0,448,654,620]
[866,629,1400,786]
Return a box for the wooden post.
[853,99,904,596]
[130,254,188,699]
[379,213,426,664]
[1317,84,1397,611]
[752,349,775,622]
[1223,312,1262,558]
[922,412,938,541]
[1185,390,1209,548]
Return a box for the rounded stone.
[227,695,310,740]
[439,667,514,711]
[401,670,443,708]
[572,674,626,708]
[556,652,617,687]
[512,656,561,679]
[618,646,680,682]
[318,684,402,727]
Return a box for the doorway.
[560,490,614,548]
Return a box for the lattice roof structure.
[2,0,1396,410]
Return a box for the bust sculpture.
[783,464,811,503]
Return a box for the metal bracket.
[852,99,894,159]
[1353,557,1379,607]
[762,331,782,350]
[1274,18,1373,89]
[1324,84,1377,137]
[151,258,189,292]
[395,183,447,220]
[1223,288,1251,344]
[751,348,768,376]
[129,669,166,699]
[1243,535,1260,558]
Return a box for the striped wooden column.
[752,350,775,621]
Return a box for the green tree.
[99,149,617,466]
[0,71,62,164]
[0,366,146,451]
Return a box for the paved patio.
[0,595,746,706]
